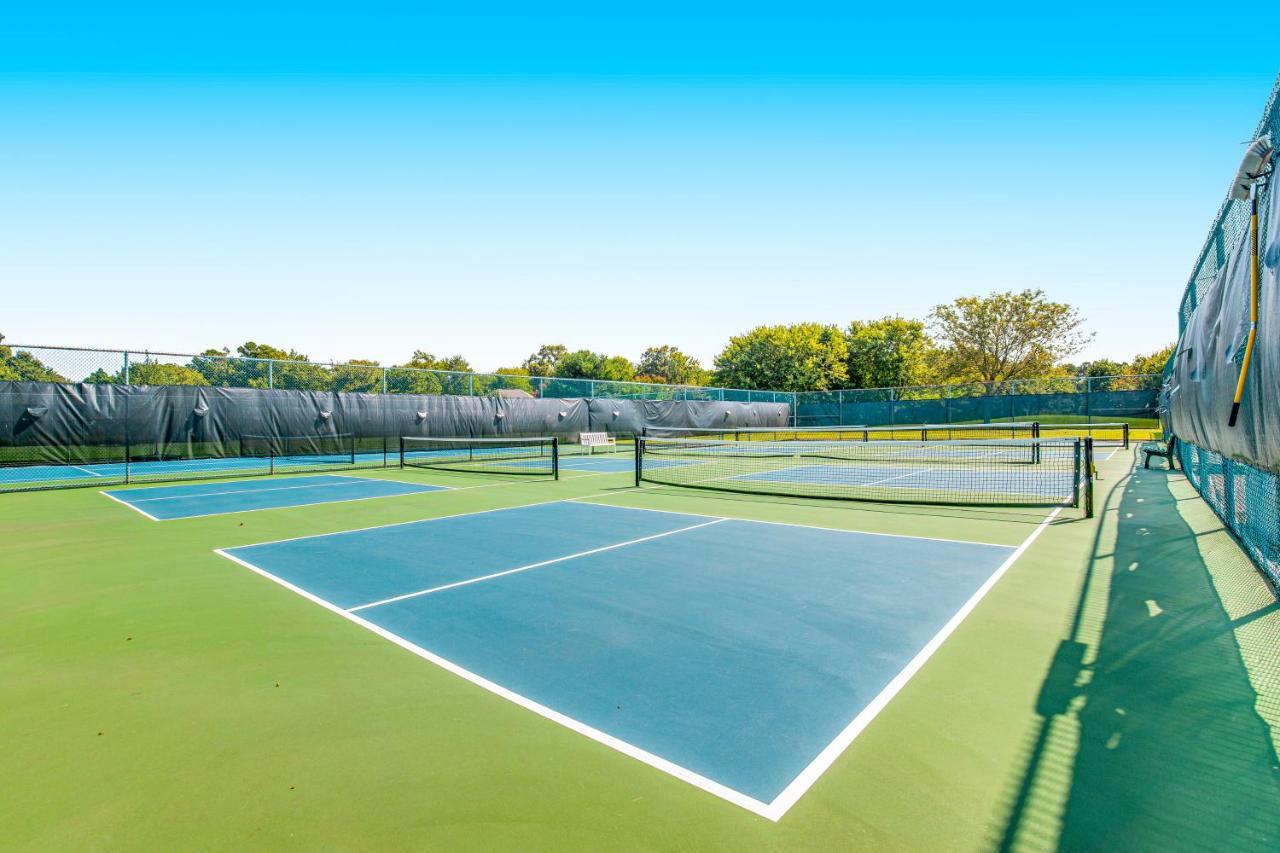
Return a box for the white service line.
[99,489,161,521]
[70,465,105,477]
[348,518,725,612]
[213,546,776,819]
[761,504,1064,820]
[569,497,1021,549]
[230,490,626,547]
[122,476,377,503]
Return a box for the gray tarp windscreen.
[1,382,788,464]
[1168,170,1280,473]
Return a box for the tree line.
[1,290,1173,393]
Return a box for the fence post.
[268,360,274,389]
[123,351,130,384]
[381,367,387,395]
[468,374,474,396]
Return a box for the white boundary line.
[762,505,1063,818]
[99,479,448,522]
[213,498,1062,820]
[348,519,725,612]
[214,547,776,818]
[230,491,624,547]
[570,497,1022,550]
[99,489,161,521]
[123,475,389,503]
[70,464,104,477]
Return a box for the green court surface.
[3,450,1279,850]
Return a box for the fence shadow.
[991,456,1280,850]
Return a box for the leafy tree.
[928,290,1091,383]
[1129,344,1175,376]
[0,335,68,382]
[330,359,383,393]
[636,345,707,385]
[555,350,636,382]
[843,316,931,389]
[123,359,210,386]
[1079,358,1126,392]
[488,366,535,395]
[523,344,568,377]
[713,323,848,391]
[85,368,115,384]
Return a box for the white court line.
[213,547,776,818]
[230,491,623,547]
[121,476,387,503]
[215,500,1062,821]
[348,518,726,612]
[763,505,1063,819]
[570,497,1021,550]
[99,490,161,521]
[70,464,105,477]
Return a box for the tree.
[636,346,707,385]
[1129,344,1175,376]
[522,344,568,377]
[928,290,1091,383]
[1080,358,1126,392]
[843,316,932,389]
[123,359,210,386]
[554,350,635,381]
[85,368,114,384]
[488,366,535,395]
[0,335,68,382]
[330,359,383,393]
[713,323,848,391]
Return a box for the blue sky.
[1,4,1275,372]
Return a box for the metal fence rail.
[2,344,794,404]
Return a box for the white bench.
[580,431,617,454]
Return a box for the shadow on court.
[991,456,1280,850]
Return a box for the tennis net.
[238,433,356,466]
[636,435,1092,514]
[1035,422,1130,447]
[643,422,1038,443]
[399,436,559,478]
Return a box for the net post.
[551,437,559,480]
[1122,422,1130,449]
[634,437,643,487]
[1072,439,1081,505]
[1083,437,1094,518]
[398,436,405,469]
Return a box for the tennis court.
[217,499,1029,817]
[101,475,445,520]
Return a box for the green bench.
[1142,436,1178,470]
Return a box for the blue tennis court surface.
[737,463,1075,500]
[104,475,443,520]
[219,500,1019,817]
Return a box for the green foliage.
[123,360,210,387]
[84,368,115,385]
[1129,344,1176,376]
[487,367,535,395]
[636,346,707,385]
[522,344,568,377]
[555,350,636,382]
[0,336,69,382]
[713,323,848,391]
[843,316,931,389]
[928,290,1091,382]
[330,359,383,393]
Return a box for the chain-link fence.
[795,375,1161,430]
[1,344,794,405]
[1179,74,1279,334]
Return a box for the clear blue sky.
[1,3,1274,372]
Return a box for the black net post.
[1122,423,1130,449]
[634,437,643,487]
[1083,437,1094,518]
[552,437,560,480]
